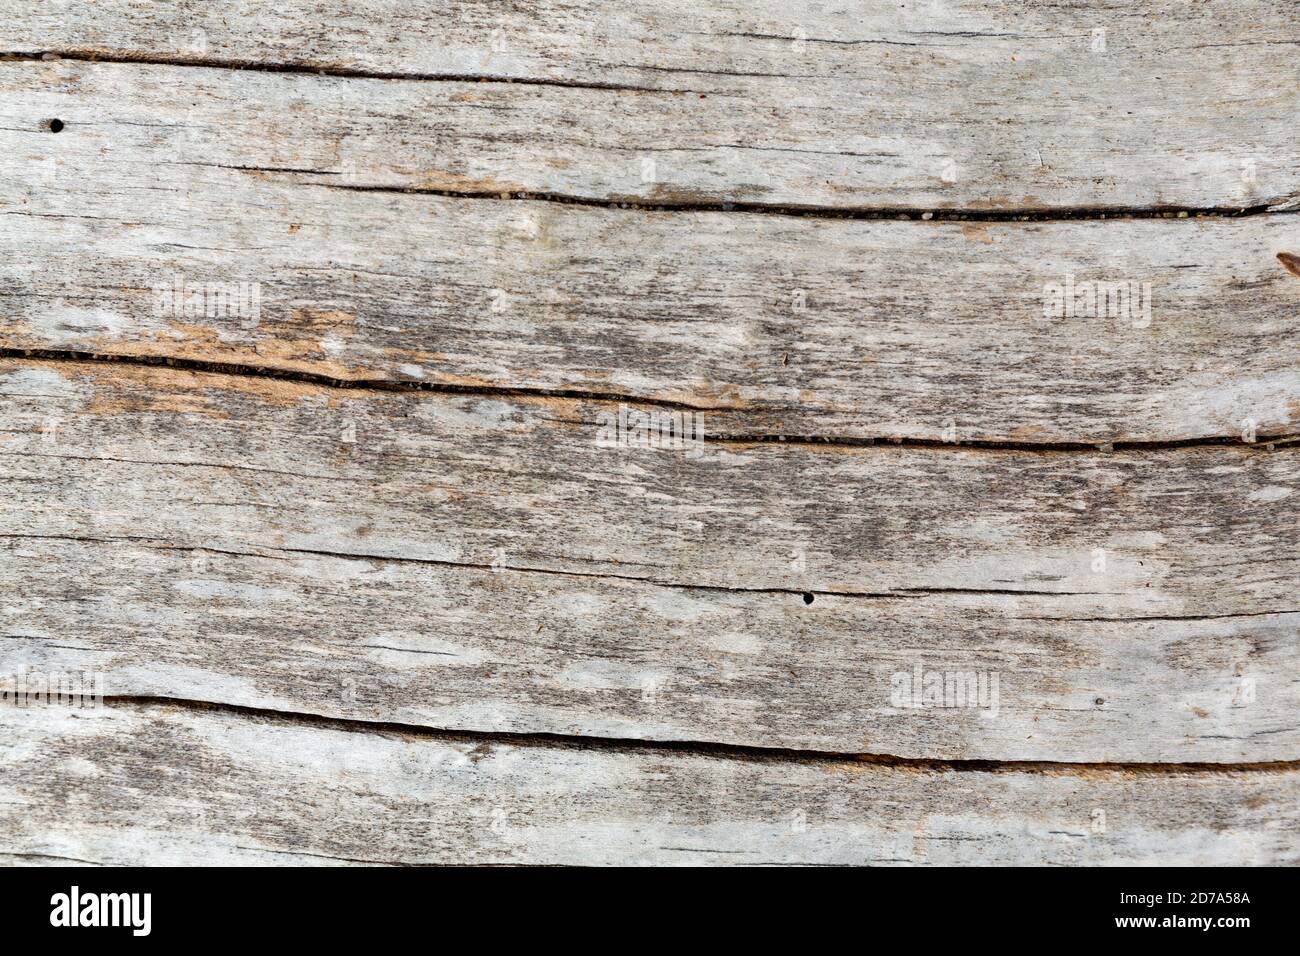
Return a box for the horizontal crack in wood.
[0,50,680,94]
[0,347,724,412]
[0,850,105,866]
[7,533,1228,609]
[711,433,1299,452]
[230,846,424,867]
[3,350,1294,452]
[1010,609,1300,624]
[99,695,1300,775]
[0,532,920,600]
[313,181,1295,222]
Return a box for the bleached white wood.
[0,704,1295,866]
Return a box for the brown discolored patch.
[83,384,229,419]
[153,313,367,384]
[0,320,38,342]
[413,170,527,195]
[1277,252,1300,278]
[70,360,334,415]
[1007,423,1051,441]
[32,315,373,387]
[651,379,748,411]
[279,308,359,357]
[962,195,1021,210]
[960,223,995,244]
[286,307,356,333]
[632,183,719,206]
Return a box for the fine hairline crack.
[0,531,986,602]
[0,49,681,94]
[98,694,1300,776]
[20,534,1292,619]
[3,348,1295,452]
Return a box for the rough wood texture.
[2,359,1296,760]
[1,704,1295,866]
[2,1,1299,866]
[2,145,1298,442]
[4,2,1298,209]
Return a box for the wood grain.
[2,358,1296,761]
[3,0,1299,866]
[3,2,1298,209]
[3,115,1299,442]
[1,703,1295,866]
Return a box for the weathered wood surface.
[2,1,1299,866]
[1,704,1296,866]
[2,359,1297,761]
[3,140,1299,442]
[4,3,1299,210]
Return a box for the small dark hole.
[47,119,64,133]
[1095,697,1105,706]
[802,592,814,605]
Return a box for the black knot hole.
[46,118,64,133]
[802,592,814,605]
